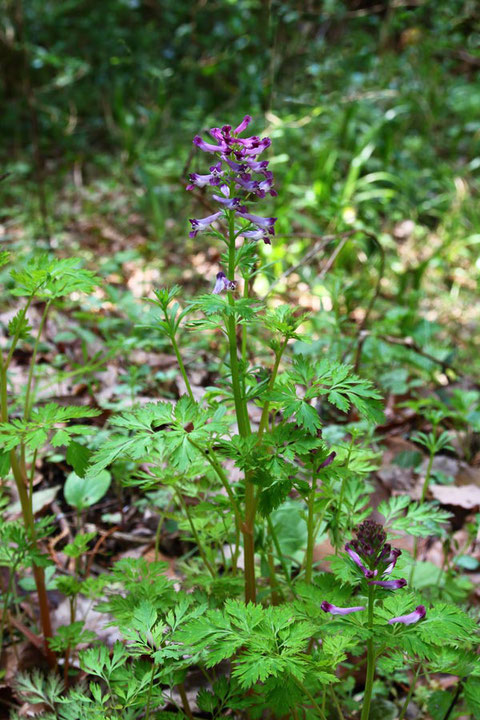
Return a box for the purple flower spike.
[388,605,426,625]
[368,578,407,590]
[189,211,223,238]
[321,601,366,616]
[234,115,252,135]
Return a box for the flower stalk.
[360,585,376,720]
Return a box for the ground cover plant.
[1,2,480,719]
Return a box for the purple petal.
[345,544,375,579]
[319,451,336,469]
[189,211,223,238]
[235,175,260,193]
[383,548,402,576]
[321,601,366,616]
[223,157,244,172]
[193,135,227,154]
[388,605,426,625]
[213,272,228,295]
[212,194,244,210]
[238,212,277,234]
[234,115,252,135]
[241,229,271,244]
[188,171,224,189]
[243,159,269,172]
[368,578,407,590]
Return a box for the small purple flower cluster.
[321,521,426,626]
[187,116,277,245]
[345,520,403,583]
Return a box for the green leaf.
[66,441,92,477]
[465,677,480,719]
[427,690,453,720]
[10,256,98,299]
[378,497,451,537]
[64,470,111,510]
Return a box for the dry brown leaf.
[430,483,480,509]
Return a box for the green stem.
[170,334,194,402]
[330,685,346,720]
[145,662,156,720]
[360,585,376,720]
[397,663,421,720]
[267,514,296,597]
[305,469,318,584]
[177,682,194,720]
[24,299,51,421]
[334,440,354,553]
[176,491,216,578]
[294,678,328,720]
[0,354,8,423]
[225,211,256,603]
[188,439,242,575]
[267,549,283,604]
[257,338,288,441]
[9,448,55,666]
[241,273,249,366]
[5,295,34,369]
[0,564,17,654]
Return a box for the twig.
[85,526,120,577]
[443,676,466,720]
[261,230,356,300]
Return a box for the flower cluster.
[345,520,403,583]
[321,521,426,626]
[187,116,277,249]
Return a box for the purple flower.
[193,135,228,154]
[223,157,245,172]
[187,163,224,190]
[345,543,375,579]
[234,137,271,158]
[383,548,402,575]
[241,229,272,245]
[189,118,276,244]
[319,451,336,469]
[234,115,252,135]
[257,177,277,198]
[243,159,269,173]
[368,578,407,590]
[238,211,277,236]
[189,211,223,239]
[388,605,426,626]
[212,272,236,294]
[235,174,260,193]
[321,601,366,616]
[209,126,234,146]
[346,521,403,581]
[212,194,245,210]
